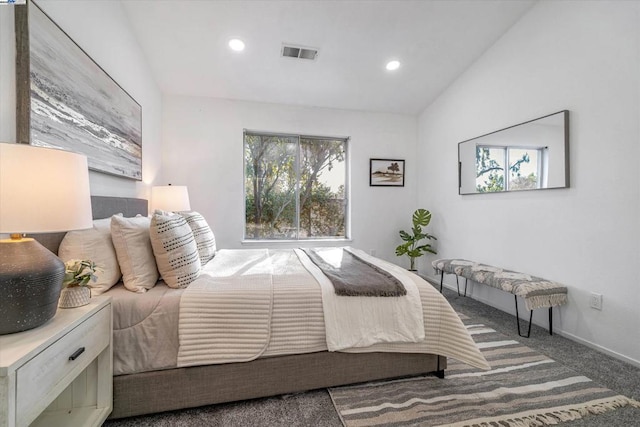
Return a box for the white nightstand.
[0,297,112,427]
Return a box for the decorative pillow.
[177,211,217,267]
[58,216,122,296]
[111,215,159,293]
[149,212,201,288]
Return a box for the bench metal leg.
[549,307,553,335]
[439,272,469,298]
[514,296,533,338]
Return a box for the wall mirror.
[458,110,569,195]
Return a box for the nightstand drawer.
[15,305,110,426]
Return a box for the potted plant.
[395,208,437,271]
[59,259,101,308]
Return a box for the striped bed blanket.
[177,248,489,370]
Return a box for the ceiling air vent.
[281,44,318,61]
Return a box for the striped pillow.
[178,211,217,267]
[149,212,201,288]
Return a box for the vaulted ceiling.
[122,0,535,115]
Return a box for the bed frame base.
[111,351,446,419]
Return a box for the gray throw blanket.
[301,248,406,297]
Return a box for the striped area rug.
[329,313,639,427]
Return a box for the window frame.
[242,129,350,242]
[476,144,545,192]
[506,146,545,191]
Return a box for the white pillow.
[177,211,216,266]
[58,216,121,296]
[111,215,158,293]
[149,212,201,288]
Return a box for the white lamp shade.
[0,143,93,233]
[151,185,191,212]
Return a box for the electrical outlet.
[589,293,603,310]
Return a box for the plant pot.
[58,286,90,308]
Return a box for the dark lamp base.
[0,238,64,335]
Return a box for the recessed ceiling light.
[228,39,245,52]
[386,60,400,71]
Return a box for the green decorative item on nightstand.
[58,259,101,308]
[395,208,437,271]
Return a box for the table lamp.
[0,143,93,335]
[151,184,191,212]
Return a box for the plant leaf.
[412,209,431,227]
[407,249,422,258]
[395,243,410,256]
[416,244,437,254]
[399,230,413,241]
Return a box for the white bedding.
[175,248,488,370]
[112,248,489,375]
[295,247,424,351]
[178,249,274,366]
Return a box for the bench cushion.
[433,259,567,311]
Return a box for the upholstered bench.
[432,259,568,337]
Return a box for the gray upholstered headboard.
[90,196,148,219]
[34,196,148,254]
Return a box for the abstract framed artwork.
[369,158,405,187]
[15,1,142,180]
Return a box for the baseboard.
[431,279,640,369]
[555,330,640,369]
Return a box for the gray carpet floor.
[104,284,640,427]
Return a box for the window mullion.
[504,147,509,192]
[294,135,301,240]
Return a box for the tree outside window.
[476,145,543,192]
[244,132,348,240]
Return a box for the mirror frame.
[458,110,570,195]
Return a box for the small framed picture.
[370,159,405,187]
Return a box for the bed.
[36,196,488,419]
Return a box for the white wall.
[418,1,640,365]
[0,1,162,198]
[162,95,418,263]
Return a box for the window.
[476,145,546,193]
[244,131,348,240]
